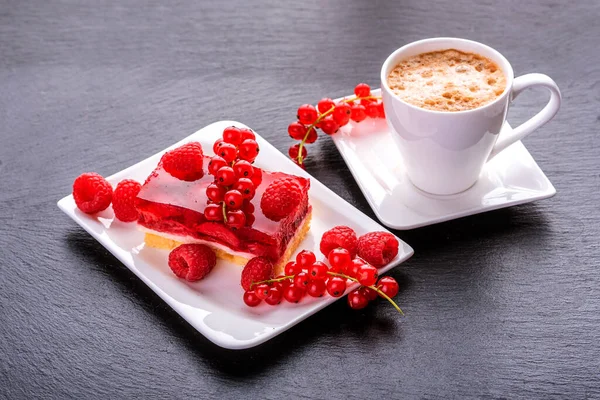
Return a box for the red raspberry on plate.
[112,179,142,222]
[162,142,204,181]
[357,231,399,267]
[319,225,358,258]
[168,244,216,282]
[241,256,273,291]
[260,177,301,221]
[72,172,113,214]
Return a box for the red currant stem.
[220,200,227,223]
[340,95,382,103]
[250,274,295,289]
[326,271,404,315]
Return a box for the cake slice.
[135,154,311,274]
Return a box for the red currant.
[348,258,365,278]
[289,144,307,160]
[224,190,243,209]
[350,104,367,122]
[213,138,225,155]
[216,166,236,186]
[242,200,255,214]
[226,210,246,229]
[320,116,340,135]
[295,250,316,269]
[283,283,304,303]
[359,286,378,301]
[218,143,237,163]
[328,248,352,273]
[204,203,224,221]
[366,102,379,118]
[294,271,310,289]
[288,122,307,140]
[223,126,243,145]
[304,127,318,143]
[297,104,318,125]
[250,167,262,187]
[243,290,261,307]
[376,101,385,118]
[273,276,292,292]
[234,178,256,200]
[347,289,369,309]
[240,128,256,141]
[333,103,352,126]
[233,160,254,179]
[308,261,328,279]
[326,276,347,297]
[264,287,283,305]
[208,156,227,176]
[306,279,327,297]
[238,139,259,162]
[377,276,399,298]
[317,97,335,114]
[284,261,301,276]
[245,213,255,227]
[254,283,271,300]
[354,83,371,97]
[357,264,378,286]
[206,183,225,202]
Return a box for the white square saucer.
[331,90,556,230]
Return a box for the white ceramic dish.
[58,121,414,350]
[331,90,556,230]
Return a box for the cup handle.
[488,73,561,160]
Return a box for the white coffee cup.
[380,37,561,195]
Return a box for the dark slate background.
[1,1,599,398]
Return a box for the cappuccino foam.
[387,49,506,112]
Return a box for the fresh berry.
[296,250,316,270]
[112,179,141,222]
[233,160,254,179]
[238,139,259,162]
[213,138,225,154]
[208,156,227,176]
[283,283,305,303]
[272,276,290,292]
[293,271,310,289]
[328,248,352,273]
[240,128,256,141]
[217,143,237,163]
[204,203,224,221]
[243,200,255,214]
[317,98,335,113]
[307,279,327,297]
[289,144,307,160]
[304,127,318,144]
[243,290,262,307]
[223,126,243,145]
[376,102,385,118]
[234,178,256,200]
[347,289,369,309]
[288,122,307,140]
[72,172,113,214]
[357,232,399,266]
[333,103,352,126]
[284,261,301,276]
[320,116,340,135]
[254,283,271,300]
[297,104,318,125]
[226,210,246,229]
[366,102,379,118]
[162,142,204,181]
[347,258,365,278]
[377,276,399,298]
[359,286,378,301]
[245,213,255,227]
[168,244,216,282]
[216,166,236,186]
[241,256,273,291]
[350,104,367,122]
[357,264,378,286]
[206,183,225,202]
[224,190,243,209]
[326,276,347,297]
[308,261,328,279]
[354,83,371,97]
[260,177,302,221]
[265,287,283,305]
[320,225,358,258]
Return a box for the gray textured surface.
[1,1,599,399]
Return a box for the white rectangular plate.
[58,121,414,350]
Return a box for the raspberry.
[241,256,273,291]
[72,172,113,214]
[260,177,302,221]
[357,232,399,267]
[161,142,204,181]
[168,244,216,282]
[320,226,358,258]
[112,179,142,222]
